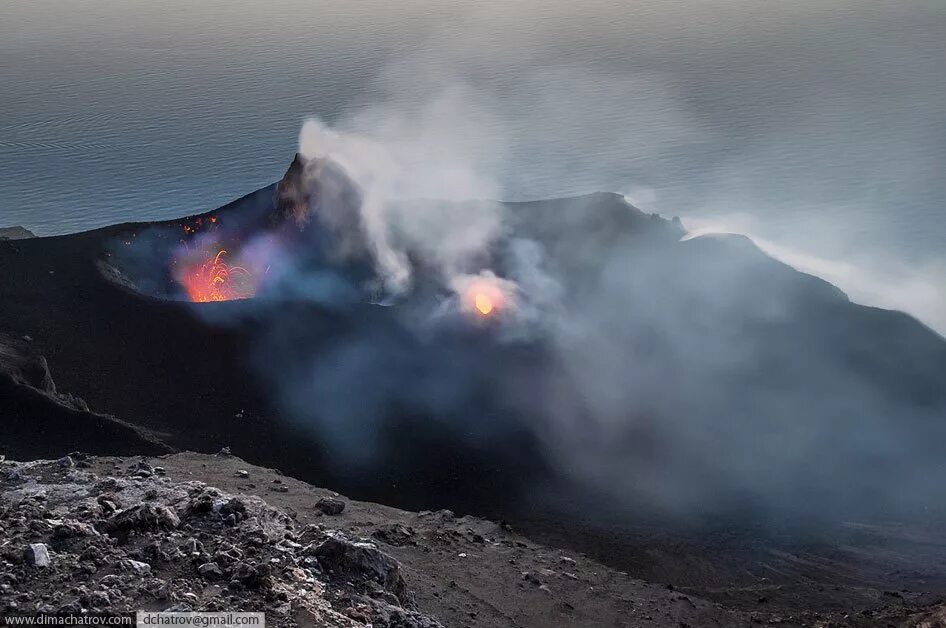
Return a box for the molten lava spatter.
[181,249,256,302]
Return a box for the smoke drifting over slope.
[97,49,946,524]
[296,113,505,295]
[195,110,946,525]
[286,47,946,338]
[683,214,946,338]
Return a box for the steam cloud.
[296,85,506,294]
[105,56,944,527]
[215,87,946,528]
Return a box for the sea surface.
[2,0,944,330]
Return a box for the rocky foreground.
[2,452,946,628]
[1,453,441,627]
[0,452,731,627]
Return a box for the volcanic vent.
[100,155,324,304]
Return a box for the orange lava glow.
[181,249,256,302]
[474,292,494,316]
[466,280,505,317]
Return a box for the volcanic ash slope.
[0,452,763,628]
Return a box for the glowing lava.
[464,278,507,318]
[181,249,256,302]
[474,292,494,316]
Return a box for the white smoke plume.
[296,84,508,295]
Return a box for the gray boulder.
[310,533,406,601]
[103,503,180,538]
[197,562,224,579]
[24,543,50,567]
[315,497,345,516]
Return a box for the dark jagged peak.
[274,153,310,225]
[272,153,371,263]
[274,153,364,231]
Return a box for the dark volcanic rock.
[274,153,309,225]
[229,561,270,589]
[315,496,345,516]
[23,543,50,567]
[372,523,415,547]
[0,457,442,627]
[0,335,172,459]
[53,520,99,539]
[197,562,223,579]
[102,503,180,539]
[310,532,407,602]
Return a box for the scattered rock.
[315,497,345,516]
[230,561,270,589]
[310,533,407,601]
[24,543,50,567]
[130,461,154,477]
[97,496,118,516]
[521,571,542,586]
[103,503,180,538]
[53,520,99,538]
[198,562,224,579]
[121,559,151,574]
[236,470,249,479]
[219,498,247,524]
[372,523,415,547]
[0,457,442,628]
